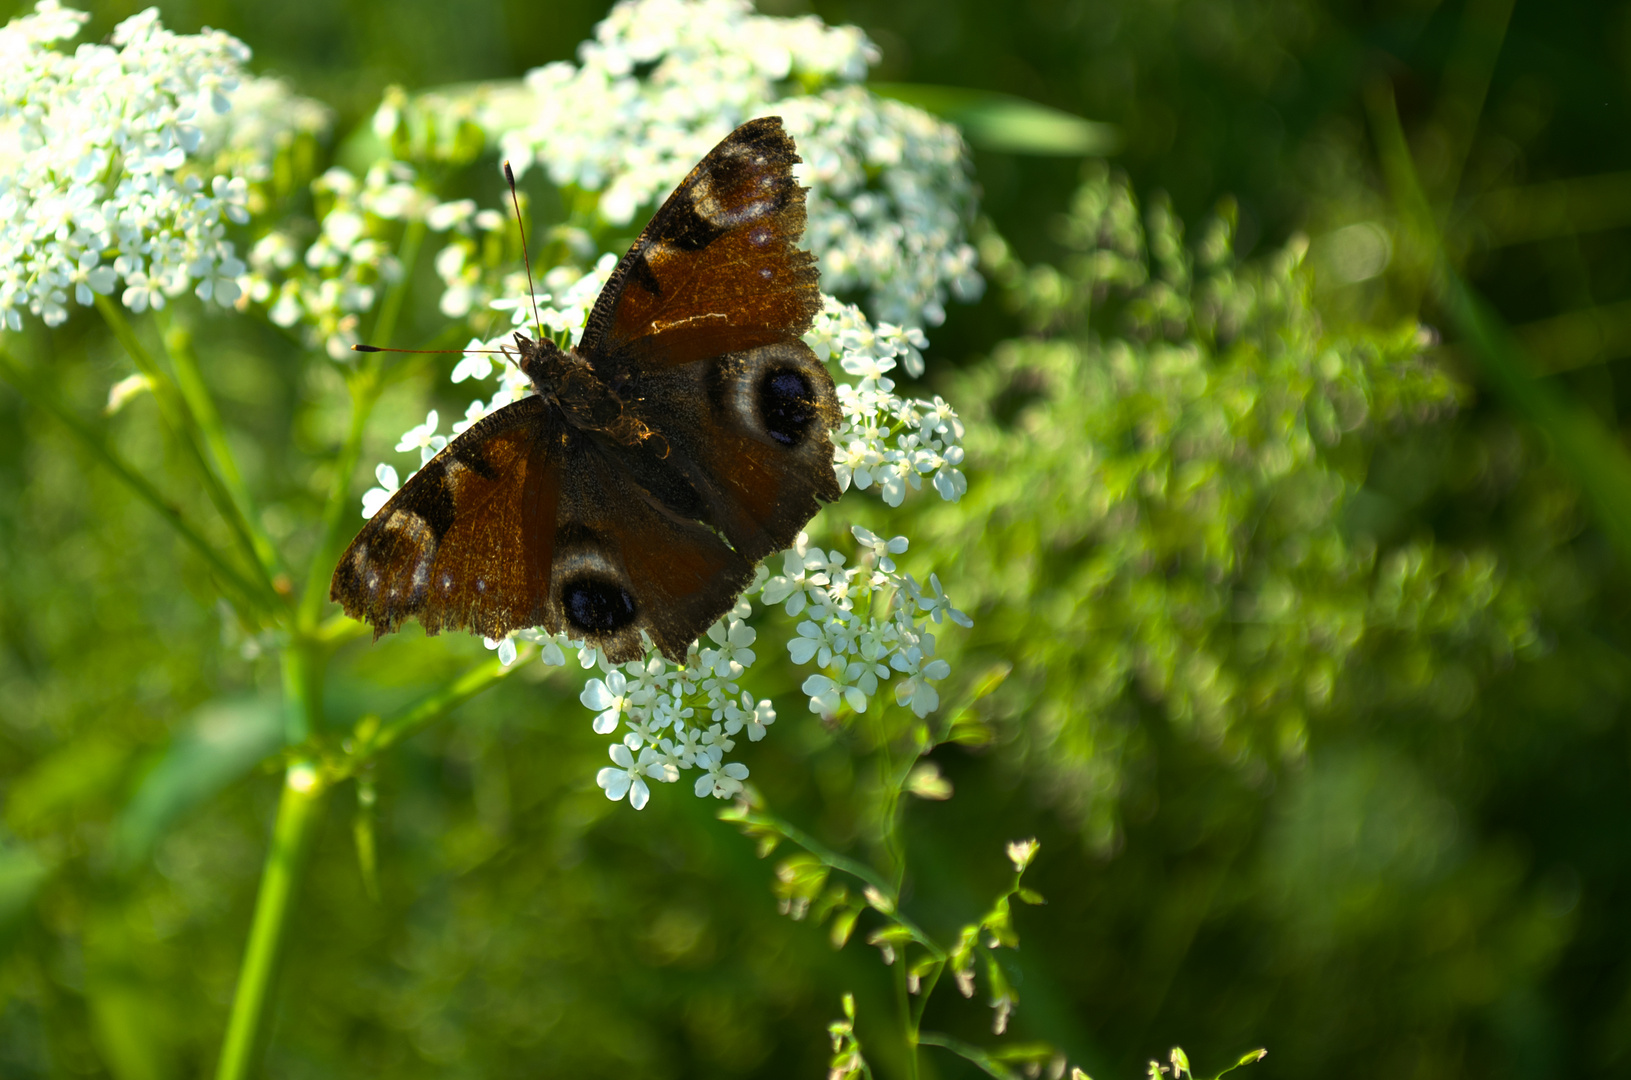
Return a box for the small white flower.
[483,635,519,666]
[693,758,749,799]
[912,573,972,627]
[744,696,775,741]
[395,410,448,464]
[450,340,497,383]
[580,670,632,735]
[851,526,908,573]
[802,670,867,717]
[361,463,400,518]
[596,743,668,809]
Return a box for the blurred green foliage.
[5,0,1631,1078]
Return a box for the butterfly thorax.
[515,333,651,447]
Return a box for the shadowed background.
[3,1,1631,1078]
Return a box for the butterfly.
[330,117,841,665]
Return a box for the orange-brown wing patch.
[331,396,557,641]
[578,116,821,371]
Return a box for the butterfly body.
[331,117,841,663]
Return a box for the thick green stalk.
[214,761,329,1080]
[0,347,271,620]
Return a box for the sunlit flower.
[0,3,320,331]
[596,743,670,809]
[395,410,448,464]
[360,463,400,519]
[342,0,980,806]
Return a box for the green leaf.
[0,843,49,946]
[829,905,861,949]
[1209,1049,1268,1080]
[109,695,283,870]
[870,83,1119,156]
[5,737,129,833]
[866,924,916,946]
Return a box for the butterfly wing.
[546,432,757,663]
[617,339,842,565]
[331,392,761,663]
[330,396,558,642]
[526,336,839,662]
[561,116,841,652]
[578,116,821,373]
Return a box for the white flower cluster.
[499,0,873,219]
[242,163,443,359]
[780,88,982,327]
[485,0,977,330]
[806,300,968,505]
[193,75,331,191]
[768,527,969,719]
[0,3,303,330]
[361,280,971,807]
[569,522,969,809]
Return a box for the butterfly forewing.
[580,116,821,370]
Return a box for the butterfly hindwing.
[547,434,757,662]
[579,116,821,372]
[612,340,841,566]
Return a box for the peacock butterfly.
[330,117,841,664]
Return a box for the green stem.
[215,761,328,1080]
[157,309,287,583]
[725,807,942,957]
[0,347,271,621]
[908,960,943,1032]
[281,638,322,746]
[297,359,382,632]
[295,215,426,634]
[349,646,534,764]
[371,218,426,350]
[917,1032,1020,1080]
[96,296,283,611]
[898,960,920,1080]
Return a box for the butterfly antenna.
[504,161,546,343]
[351,345,507,355]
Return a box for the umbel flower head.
[346,1,979,807]
[493,0,982,333]
[1,0,979,810]
[0,2,324,331]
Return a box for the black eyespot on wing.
[563,577,638,633]
[758,368,816,447]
